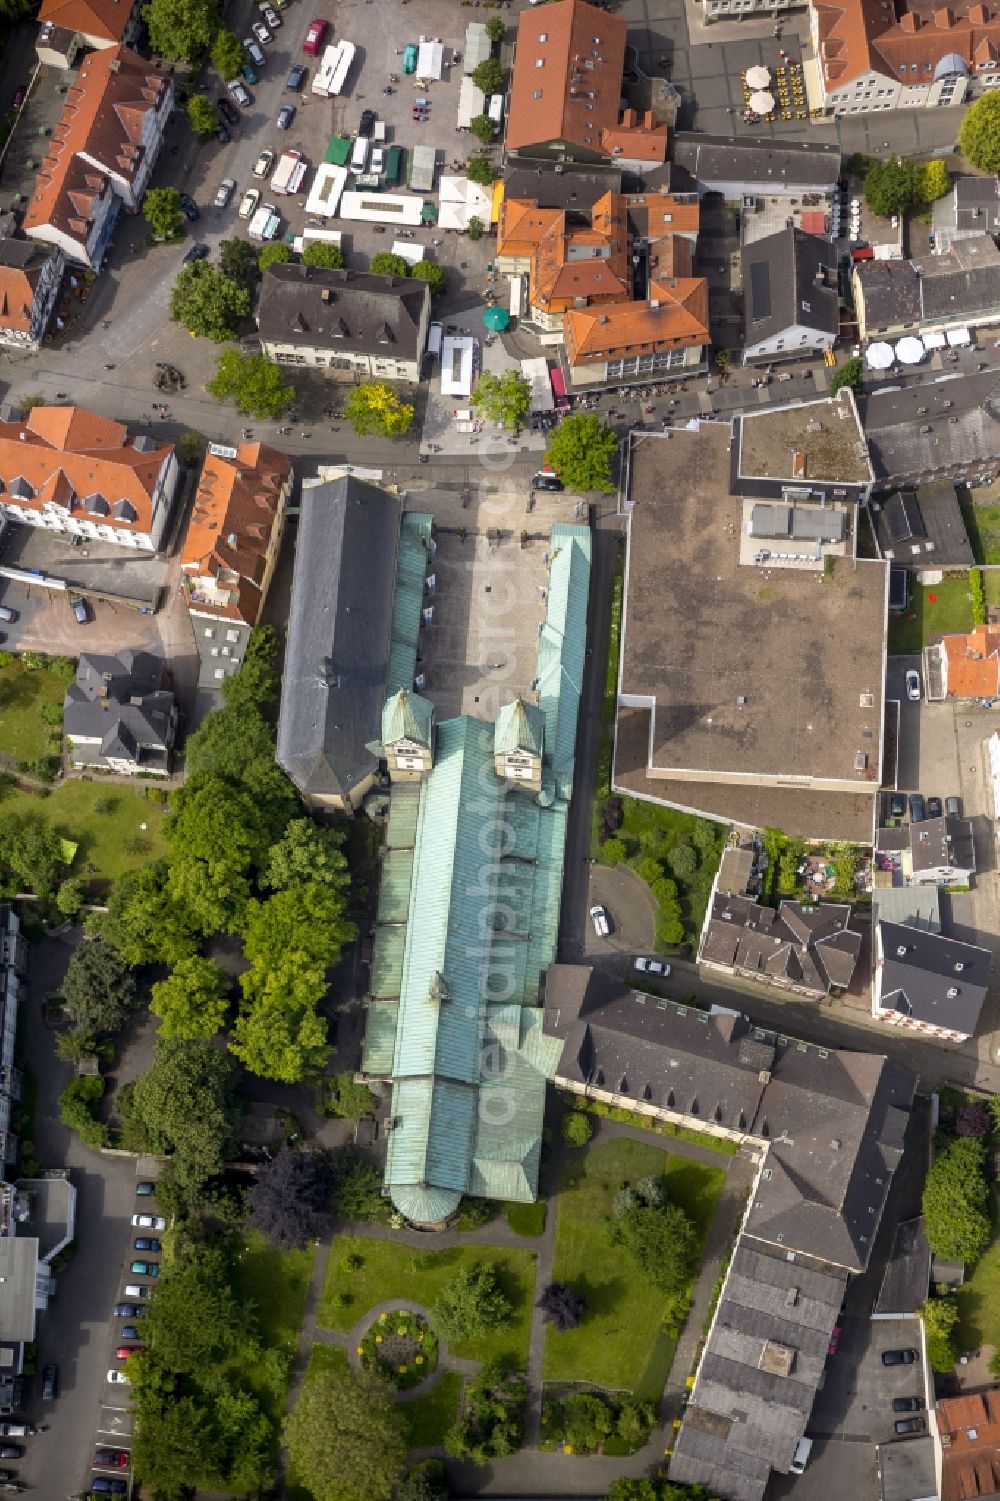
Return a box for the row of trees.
[858,155,951,218]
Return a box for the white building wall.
[745,319,836,361]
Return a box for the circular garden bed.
[358,1309,439,1391]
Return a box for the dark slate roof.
[875,1217,931,1317]
[63,650,174,756]
[854,258,921,331]
[860,371,1000,485]
[672,133,840,192]
[871,482,974,568]
[701,892,861,995]
[256,264,430,362]
[742,228,839,346]
[276,476,401,800]
[669,1238,848,1501]
[503,159,623,214]
[908,814,976,875]
[917,235,1000,322]
[877,920,990,1036]
[953,174,1000,231]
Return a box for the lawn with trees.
[0,652,74,765]
[0,780,168,888]
[543,1136,725,1395]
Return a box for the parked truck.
[271,149,307,195]
[248,202,282,240]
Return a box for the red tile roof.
[496,198,565,259]
[0,244,56,336]
[938,1391,1000,1501]
[564,277,709,364]
[813,0,896,88]
[181,442,292,623]
[38,0,135,42]
[942,623,1000,697]
[506,0,627,152]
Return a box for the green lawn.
[402,1369,464,1447]
[505,1200,547,1237]
[318,1237,537,1368]
[956,1188,1000,1349]
[0,657,67,764]
[0,779,168,887]
[543,1137,726,1398]
[230,1231,315,1421]
[965,481,1000,564]
[888,575,975,655]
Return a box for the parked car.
[132,1214,166,1230]
[276,104,296,128]
[227,77,251,106]
[94,1448,130,1468]
[115,1345,145,1360]
[0,608,16,624]
[946,795,962,817]
[789,1437,812,1474]
[239,187,261,219]
[892,1396,924,1413]
[827,1323,842,1354]
[120,1325,142,1340]
[359,107,376,136]
[129,1261,161,1277]
[134,1238,162,1253]
[251,19,271,43]
[303,16,328,53]
[370,145,385,174]
[905,668,921,701]
[91,1480,128,1495]
[260,4,281,27]
[589,904,610,938]
[253,148,275,178]
[888,791,906,819]
[214,178,236,209]
[286,64,306,89]
[135,1182,155,1196]
[634,957,670,976]
[894,1417,925,1436]
[113,1303,144,1318]
[0,1447,23,1460]
[241,62,258,84]
[926,796,942,820]
[123,1284,150,1299]
[177,191,199,221]
[107,1369,131,1386]
[181,242,208,265]
[216,122,231,143]
[12,85,26,109]
[908,794,925,824]
[244,37,265,66]
[218,95,240,124]
[882,1348,918,1366]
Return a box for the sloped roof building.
[64,650,175,774]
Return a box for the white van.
[351,135,369,172]
[427,322,443,356]
[790,1437,813,1474]
[124,1284,150,1299]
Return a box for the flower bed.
[358,1308,439,1390]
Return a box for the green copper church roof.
[494,697,545,758]
[382,688,434,750]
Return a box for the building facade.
[257,265,430,383]
[0,243,64,350]
[872,920,990,1042]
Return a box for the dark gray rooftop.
[854,259,921,332]
[701,892,860,995]
[503,159,622,214]
[877,1436,937,1501]
[909,814,976,876]
[875,1217,931,1317]
[871,482,974,569]
[918,235,1000,323]
[672,134,840,193]
[63,650,174,765]
[276,476,401,802]
[742,228,839,347]
[877,920,990,1037]
[257,264,430,361]
[861,370,1000,486]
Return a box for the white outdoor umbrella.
[749,89,774,113]
[866,342,894,370]
[895,336,925,365]
[746,64,771,88]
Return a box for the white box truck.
[271,150,307,195]
[249,202,282,240]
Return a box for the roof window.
[539,30,547,39]
[535,57,544,66]
[533,88,543,98]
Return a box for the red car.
[115,1345,145,1360]
[303,17,327,54]
[828,1324,842,1354]
[95,1448,130,1468]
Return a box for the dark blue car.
[133,1237,162,1253]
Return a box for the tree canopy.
[918,159,951,203]
[264,819,351,895]
[143,187,185,242]
[127,1039,242,1196]
[99,860,200,967]
[959,92,1000,172]
[259,241,294,272]
[142,1244,255,1374]
[345,382,415,437]
[922,1294,960,1372]
[62,939,138,1037]
[0,811,65,895]
[207,350,295,418]
[863,157,918,218]
[434,1261,512,1341]
[471,370,531,430]
[211,29,245,78]
[465,155,498,186]
[469,115,496,144]
[302,240,345,268]
[142,0,218,61]
[247,1146,334,1248]
[610,1197,699,1296]
[150,955,230,1040]
[537,1281,584,1331]
[411,259,446,295]
[830,356,864,396]
[170,261,251,342]
[370,251,410,278]
[186,92,217,136]
[218,238,260,290]
[922,1135,991,1264]
[471,57,504,94]
[165,775,280,934]
[284,1367,407,1501]
[544,414,617,492]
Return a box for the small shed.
[409,143,437,193]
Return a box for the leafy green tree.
[218,237,260,289]
[259,241,294,272]
[166,775,281,934]
[918,159,951,203]
[170,261,251,342]
[467,215,485,240]
[54,1027,96,1064]
[142,0,218,60]
[411,258,446,295]
[144,187,185,242]
[212,1383,273,1493]
[176,430,206,467]
[302,240,345,268]
[142,1245,256,1374]
[128,1039,242,1197]
[922,1135,992,1264]
[63,939,138,1036]
[465,155,498,186]
[484,14,504,41]
[399,1460,449,1501]
[0,810,64,895]
[863,157,918,217]
[207,349,295,419]
[331,1151,392,1223]
[55,877,84,918]
[211,29,245,79]
[611,1200,699,1295]
[345,382,414,437]
[561,1393,614,1453]
[922,1295,960,1372]
[284,1366,406,1501]
[150,956,230,1040]
[186,92,218,137]
[59,1076,105,1137]
[562,1110,593,1146]
[668,841,698,881]
[100,861,199,967]
[435,1261,512,1341]
[960,92,1000,171]
[445,1361,525,1462]
[601,837,627,864]
[544,413,617,492]
[370,251,410,278]
[470,115,495,144]
[247,1145,334,1248]
[472,370,531,430]
[472,57,503,94]
[265,820,350,895]
[325,1071,376,1120]
[132,1393,224,1498]
[831,356,864,396]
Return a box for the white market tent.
[947,326,972,346]
[922,331,947,350]
[895,335,925,364]
[437,174,492,230]
[392,240,426,266]
[746,64,771,88]
[464,21,491,75]
[339,191,424,224]
[416,39,445,80]
[305,163,348,217]
[866,342,894,370]
[457,76,485,129]
[521,356,554,412]
[749,90,774,113]
[440,335,476,398]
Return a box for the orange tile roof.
[813,0,896,88]
[873,6,1000,73]
[942,623,1000,697]
[38,0,135,42]
[506,0,627,153]
[24,46,168,243]
[530,190,630,309]
[600,108,668,163]
[0,404,172,537]
[496,198,563,258]
[564,278,709,365]
[938,1391,1000,1501]
[625,191,700,238]
[0,245,54,336]
[181,441,292,624]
